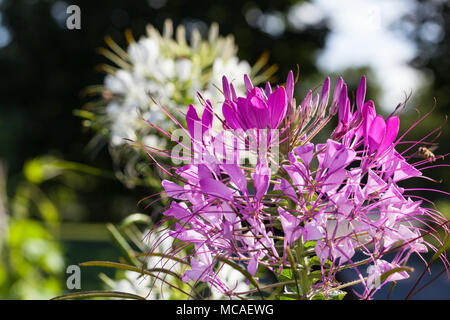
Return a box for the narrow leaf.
[216,256,264,299]
[430,236,450,263]
[380,266,413,284]
[52,290,145,300]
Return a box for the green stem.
[295,238,311,298]
[286,246,301,299]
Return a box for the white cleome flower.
[110,225,250,300]
[86,19,263,150]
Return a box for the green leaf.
[379,266,414,284]
[430,236,450,263]
[277,293,297,300]
[308,256,320,266]
[308,270,323,282]
[79,260,196,299]
[312,290,346,300]
[51,159,115,179]
[278,268,293,282]
[106,224,139,266]
[304,241,316,249]
[135,252,189,265]
[277,269,301,294]
[118,213,151,229]
[308,256,332,268]
[52,290,145,300]
[73,109,95,120]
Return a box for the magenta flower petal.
[318,77,330,112]
[253,163,270,201]
[356,76,366,112]
[236,97,253,129]
[222,75,231,100]
[170,224,206,243]
[376,116,399,156]
[368,115,386,153]
[330,77,344,115]
[222,100,239,130]
[164,202,192,223]
[265,81,272,97]
[162,180,186,200]
[293,142,314,166]
[383,152,422,182]
[274,178,298,202]
[186,104,201,138]
[334,238,355,263]
[321,139,356,172]
[364,169,387,197]
[286,70,294,101]
[199,178,233,201]
[202,100,214,134]
[367,260,410,289]
[303,220,323,241]
[338,84,349,122]
[268,86,287,129]
[362,100,376,146]
[244,74,253,92]
[315,240,330,265]
[322,168,346,194]
[248,255,259,276]
[279,207,302,246]
[300,90,312,118]
[283,164,305,193]
[246,92,269,129]
[222,164,248,194]
[198,165,234,200]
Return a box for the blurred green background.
[0,0,448,299]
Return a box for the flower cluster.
[146,71,449,299]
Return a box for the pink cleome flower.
[141,71,449,299]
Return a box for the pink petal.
[222,164,248,193]
[273,179,298,202]
[368,115,386,153]
[186,104,201,138]
[376,116,399,156]
[198,165,234,200]
[362,100,376,146]
[279,207,302,245]
[253,163,270,200]
[356,76,366,112]
[162,180,186,200]
[286,70,294,100]
[246,92,269,129]
[319,77,330,112]
[338,84,349,122]
[222,76,231,100]
[268,86,287,128]
[244,74,253,92]
[202,100,214,134]
[293,142,314,165]
[222,100,241,130]
[330,77,344,115]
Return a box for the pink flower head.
[141,71,449,299]
[222,75,288,130]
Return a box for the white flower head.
[90,19,260,150]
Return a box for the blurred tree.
[0,160,64,299]
[399,0,450,198]
[0,0,329,222]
